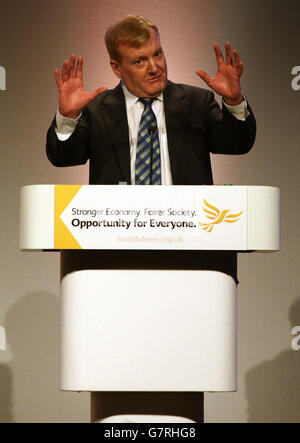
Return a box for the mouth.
[147,75,163,83]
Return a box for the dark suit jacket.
[46,81,256,185]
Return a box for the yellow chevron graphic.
[199,199,243,232]
[55,185,82,249]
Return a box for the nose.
[148,58,159,74]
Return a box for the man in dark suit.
[46,15,256,185]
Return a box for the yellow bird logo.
[199,199,243,232]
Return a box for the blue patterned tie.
[135,98,161,185]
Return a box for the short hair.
[105,15,160,62]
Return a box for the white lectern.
[20,185,280,422]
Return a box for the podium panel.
[20,185,280,252]
[60,270,237,392]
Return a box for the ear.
[110,60,122,79]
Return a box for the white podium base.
[60,270,237,392]
[95,414,196,423]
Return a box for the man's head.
[105,15,168,98]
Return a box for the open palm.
[55,55,107,119]
[196,42,243,105]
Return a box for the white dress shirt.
[122,84,172,185]
[55,83,248,184]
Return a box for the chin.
[147,82,166,97]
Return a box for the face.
[110,28,168,98]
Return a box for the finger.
[54,68,62,88]
[75,55,83,79]
[61,60,69,82]
[237,61,244,77]
[213,43,224,66]
[196,69,212,85]
[225,42,233,65]
[69,54,76,78]
[233,49,240,68]
[96,87,108,95]
[89,87,108,100]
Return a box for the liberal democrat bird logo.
[199,199,243,232]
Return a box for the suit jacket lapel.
[100,82,131,184]
[163,81,188,183]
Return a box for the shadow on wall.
[246,295,300,422]
[0,365,12,422]
[0,292,60,423]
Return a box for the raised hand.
[54,55,107,119]
[196,42,243,105]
